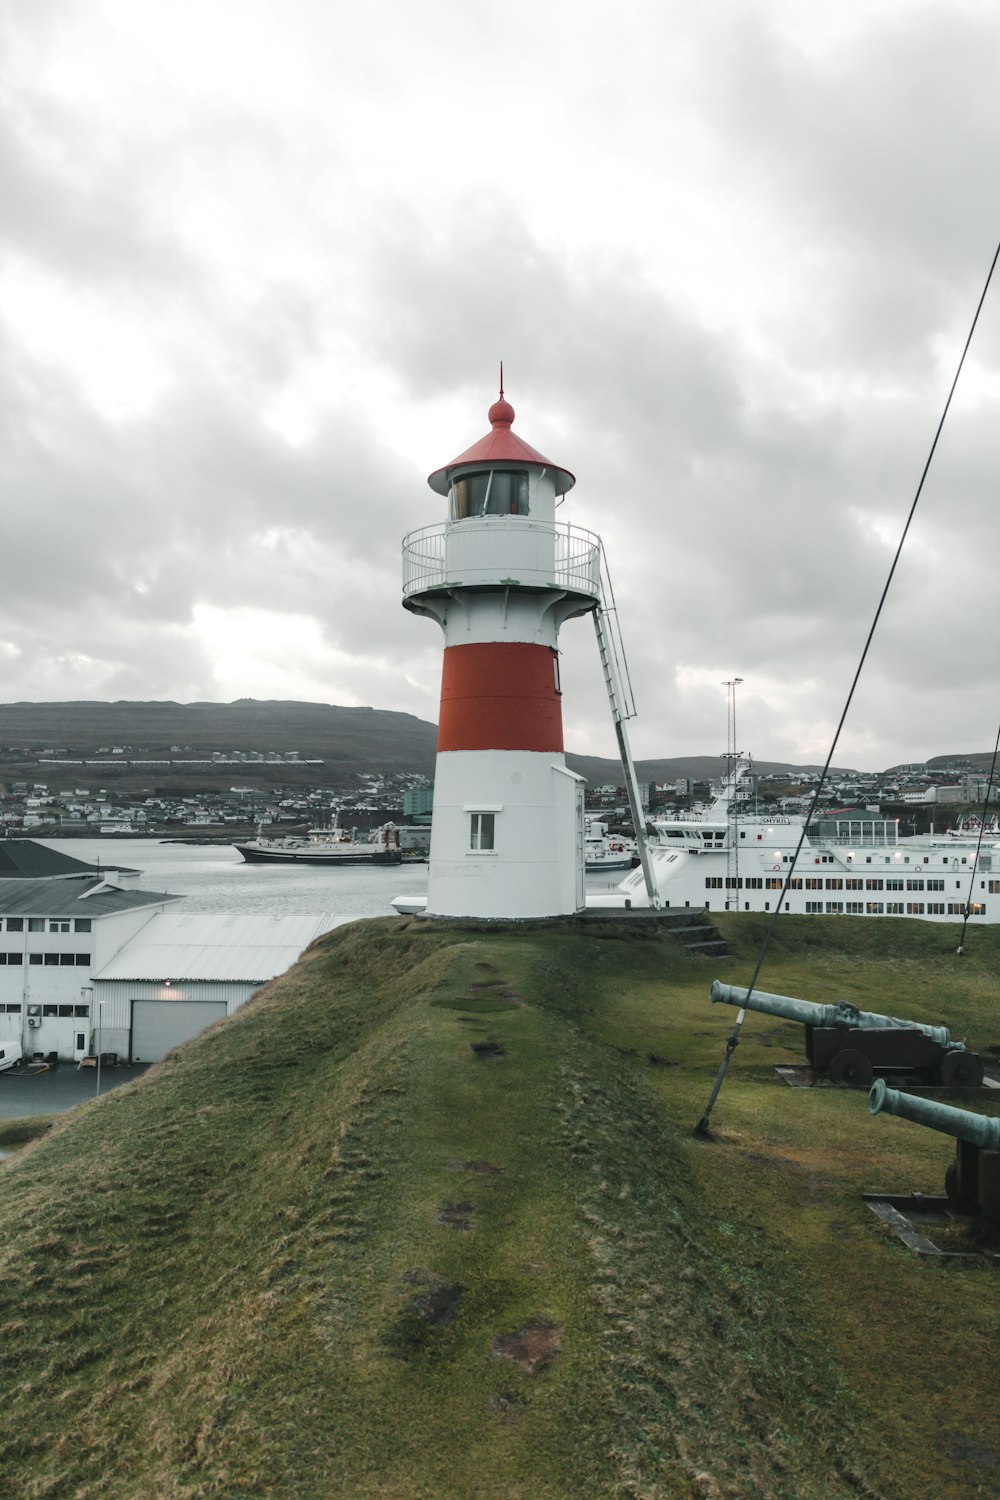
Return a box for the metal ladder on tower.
[593,548,660,908]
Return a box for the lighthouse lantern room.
[402,388,603,918]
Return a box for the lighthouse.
[401,387,604,918]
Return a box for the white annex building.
[0,843,336,1063]
[91,911,337,1062]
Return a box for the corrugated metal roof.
[0,876,180,916]
[92,911,339,982]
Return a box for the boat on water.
[584,817,639,872]
[235,823,404,866]
[592,759,999,925]
[945,813,1000,841]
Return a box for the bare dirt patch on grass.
[493,1322,561,1373]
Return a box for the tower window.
[451,469,528,520]
[470,813,496,851]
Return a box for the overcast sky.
[2,0,999,771]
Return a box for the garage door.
[131,1000,228,1062]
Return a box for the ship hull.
[234,843,402,866]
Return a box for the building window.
[42,1004,58,1016]
[59,954,75,966]
[866,902,884,914]
[906,902,925,915]
[846,902,864,914]
[926,879,944,891]
[5,953,21,966]
[3,1004,20,1014]
[846,878,863,890]
[906,879,925,892]
[29,954,42,966]
[927,903,945,914]
[866,879,883,891]
[73,1004,89,1017]
[5,918,22,932]
[451,468,529,520]
[469,813,495,851]
[706,877,723,889]
[825,902,843,913]
[44,953,58,966]
[886,902,904,914]
[74,919,92,933]
[28,919,44,933]
[49,920,70,933]
[75,954,91,966]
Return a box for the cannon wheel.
[939,1050,985,1088]
[829,1048,874,1087]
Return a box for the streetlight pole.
[95,1000,104,1098]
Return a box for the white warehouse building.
[0,871,182,1062]
[90,911,338,1062]
[0,845,338,1064]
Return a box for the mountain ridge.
[1,699,989,782]
[0,698,852,782]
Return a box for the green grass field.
[1,912,998,1498]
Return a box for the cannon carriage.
[710,981,985,1087]
[869,1079,1000,1220]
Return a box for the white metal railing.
[401,518,602,599]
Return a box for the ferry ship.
[590,760,998,925]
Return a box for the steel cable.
[696,234,1000,1137]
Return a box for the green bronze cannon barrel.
[868,1079,1000,1150]
[709,981,957,1048]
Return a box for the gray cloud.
[0,1,998,768]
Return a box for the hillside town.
[1,742,994,838]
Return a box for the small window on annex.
[450,469,529,520]
[469,813,496,852]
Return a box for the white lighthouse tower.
[402,386,604,918]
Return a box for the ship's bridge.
[402,517,602,604]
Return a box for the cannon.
[869,1078,1000,1218]
[709,981,984,1087]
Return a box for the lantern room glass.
[450,469,529,520]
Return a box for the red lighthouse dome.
[427,390,575,497]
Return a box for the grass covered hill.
[0,700,441,776]
[2,914,1000,1497]
[0,698,854,785]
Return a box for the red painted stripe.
[437,642,564,752]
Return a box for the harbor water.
[45,838,430,926]
[44,838,623,922]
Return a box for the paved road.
[0,1063,150,1119]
